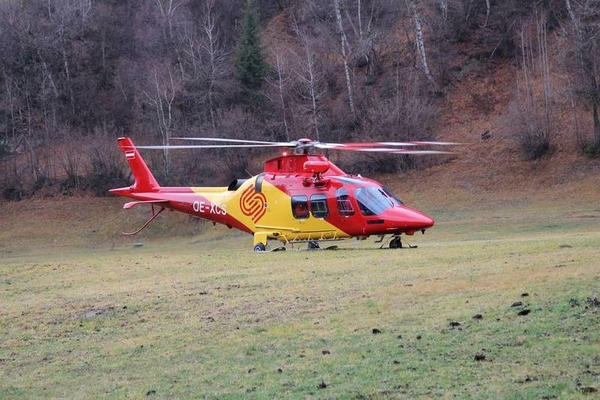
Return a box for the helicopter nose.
[397,207,435,231]
[408,210,434,229]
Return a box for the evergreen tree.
[235,0,266,102]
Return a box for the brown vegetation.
[0,0,599,200]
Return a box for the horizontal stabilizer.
[123,200,169,210]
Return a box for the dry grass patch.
[1,191,599,397]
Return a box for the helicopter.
[109,137,454,251]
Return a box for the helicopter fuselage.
[110,138,435,250]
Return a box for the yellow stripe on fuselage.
[191,177,348,243]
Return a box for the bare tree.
[565,0,579,32]
[565,0,600,148]
[334,0,356,116]
[563,59,583,149]
[538,12,552,129]
[484,0,491,29]
[2,70,18,143]
[514,14,554,160]
[438,0,448,22]
[155,0,185,79]
[201,1,229,133]
[144,67,177,177]
[180,0,230,132]
[48,0,84,120]
[266,46,292,141]
[350,0,381,76]
[405,0,437,91]
[292,28,325,141]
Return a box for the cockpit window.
[382,186,404,205]
[355,186,395,216]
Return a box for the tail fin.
[116,137,160,192]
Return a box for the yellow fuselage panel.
[191,178,347,242]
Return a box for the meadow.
[1,191,599,398]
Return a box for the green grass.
[1,197,599,398]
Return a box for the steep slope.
[388,56,600,209]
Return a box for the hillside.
[0,0,599,202]
[418,57,600,198]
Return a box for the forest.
[0,0,599,200]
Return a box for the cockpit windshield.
[355,185,400,216]
[382,186,404,206]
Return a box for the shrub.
[2,179,23,201]
[583,142,600,158]
[508,102,554,160]
[519,129,553,160]
[0,143,9,160]
[84,148,127,196]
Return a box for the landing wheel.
[389,237,403,249]
[254,243,266,252]
[308,241,320,250]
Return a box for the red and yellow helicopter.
[110,137,453,251]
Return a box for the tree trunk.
[439,0,448,21]
[406,0,437,91]
[59,24,76,119]
[334,0,356,116]
[565,0,579,33]
[592,77,600,146]
[294,24,323,141]
[357,0,363,39]
[3,70,16,142]
[304,41,321,141]
[155,0,185,80]
[269,49,291,141]
[565,0,600,146]
[204,5,218,133]
[144,68,176,177]
[537,16,551,128]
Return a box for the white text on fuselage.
[192,201,227,216]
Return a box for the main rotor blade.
[323,141,458,148]
[325,142,417,148]
[409,141,459,146]
[328,146,452,154]
[128,138,458,152]
[173,137,458,147]
[392,149,453,154]
[132,144,285,150]
[172,137,292,146]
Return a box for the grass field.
[1,188,599,398]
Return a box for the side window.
[310,194,329,218]
[291,195,309,219]
[336,188,355,216]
